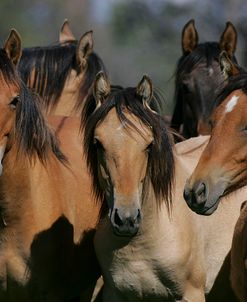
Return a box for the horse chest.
[98,240,186,301]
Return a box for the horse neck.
[1,147,63,230]
[47,98,79,117]
[46,70,86,117]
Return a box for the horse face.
[94,108,153,236]
[184,90,247,215]
[172,20,238,139]
[181,61,223,137]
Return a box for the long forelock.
[83,87,174,209]
[175,42,222,84]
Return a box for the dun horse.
[171,19,238,138]
[0,30,101,302]
[82,72,245,301]
[18,20,106,116]
[183,52,247,302]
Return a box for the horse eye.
[94,138,105,151]
[146,142,153,153]
[9,96,20,110]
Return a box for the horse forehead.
[225,94,240,113]
[190,61,220,78]
[216,90,245,123]
[0,77,19,101]
[224,90,247,114]
[96,109,153,143]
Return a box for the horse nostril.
[183,187,191,202]
[113,209,123,227]
[136,209,141,222]
[194,182,207,205]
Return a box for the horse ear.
[219,51,240,79]
[59,19,76,43]
[182,19,198,54]
[76,30,93,69]
[93,72,111,109]
[4,29,22,65]
[219,22,237,57]
[137,75,153,110]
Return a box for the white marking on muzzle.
[225,95,239,113]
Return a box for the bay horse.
[82,72,245,301]
[171,19,238,138]
[18,20,106,116]
[183,51,246,215]
[183,52,247,302]
[0,30,101,301]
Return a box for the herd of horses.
[0,17,247,302]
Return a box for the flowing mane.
[18,41,106,111]
[0,48,65,163]
[83,86,174,209]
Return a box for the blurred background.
[0,0,246,114]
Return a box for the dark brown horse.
[171,19,238,138]
[18,20,107,116]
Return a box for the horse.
[18,19,106,117]
[170,19,238,138]
[0,30,101,302]
[182,52,247,302]
[82,71,246,301]
[183,51,247,215]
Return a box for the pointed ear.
[93,72,111,109]
[4,29,22,65]
[182,19,198,54]
[136,75,154,111]
[59,19,76,43]
[219,22,237,57]
[76,30,93,68]
[219,51,240,80]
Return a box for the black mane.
[83,86,174,210]
[18,41,106,111]
[176,42,238,83]
[0,49,65,163]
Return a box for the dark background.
[0,0,246,113]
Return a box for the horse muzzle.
[110,207,141,237]
[183,179,226,215]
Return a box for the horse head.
[184,52,247,215]
[171,19,238,138]
[83,73,174,236]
